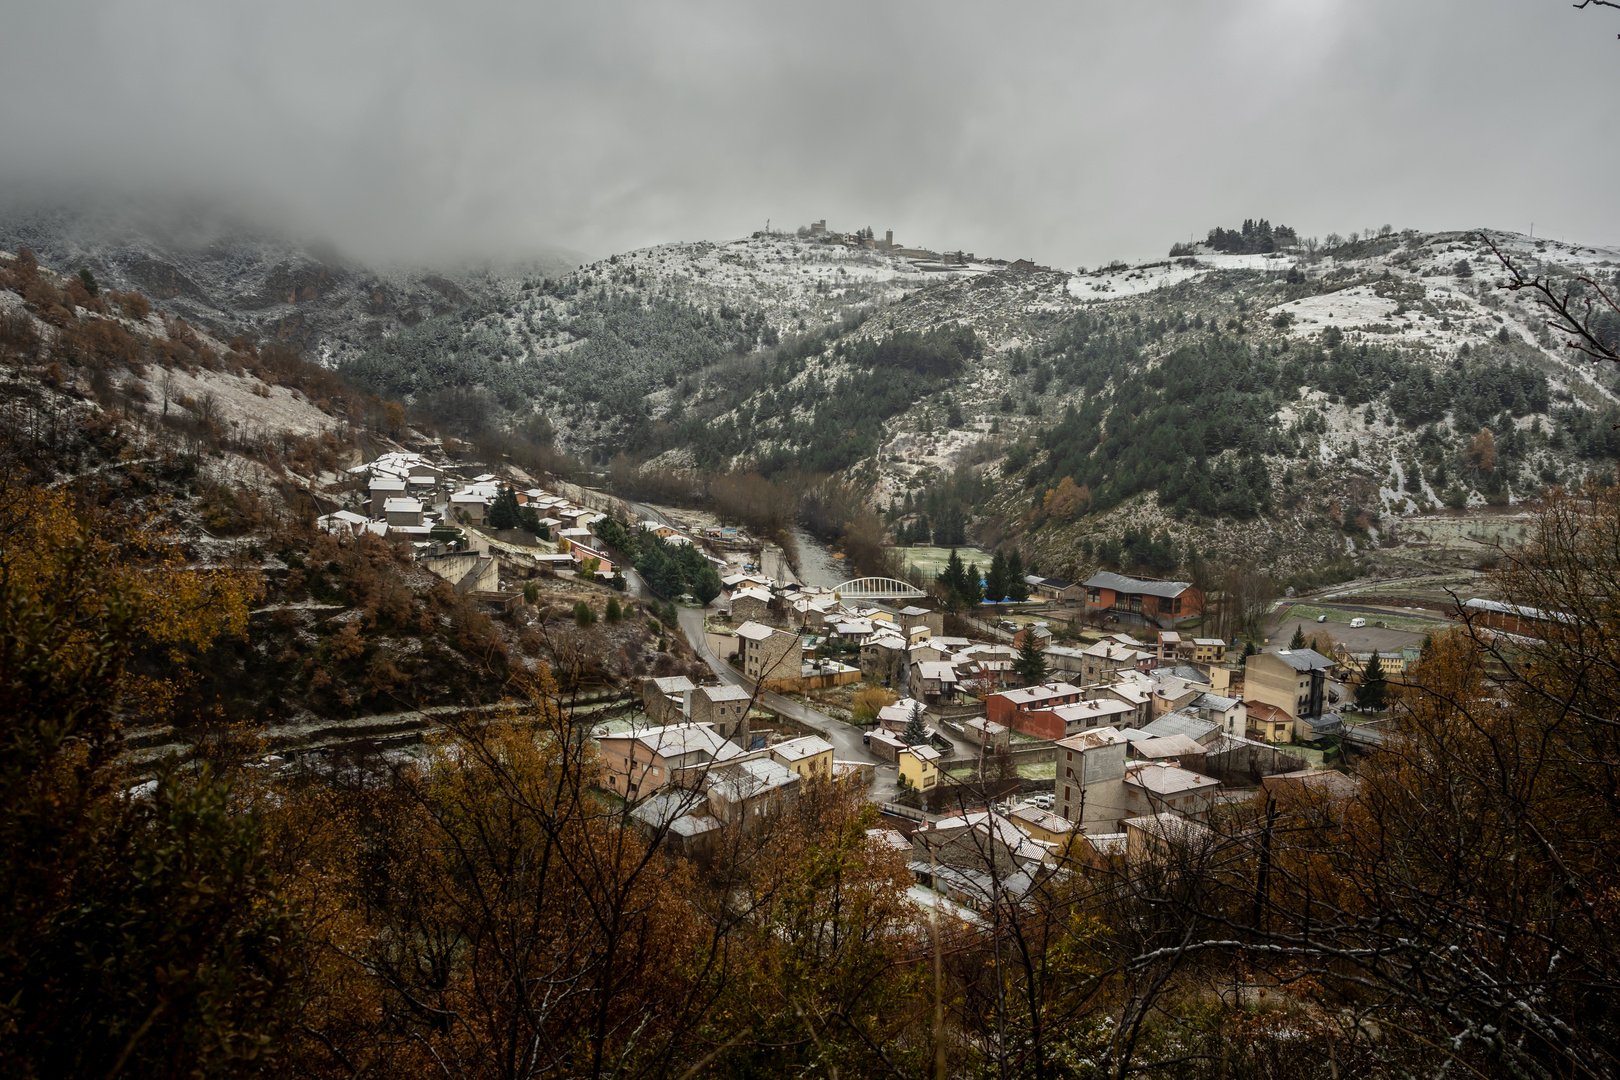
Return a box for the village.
[303,444,1439,920]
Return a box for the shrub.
[851,687,898,723]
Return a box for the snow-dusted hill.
[0,202,580,366]
[360,222,1617,583]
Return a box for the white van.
[1349,617,1367,628]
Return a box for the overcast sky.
[1,1,1615,268]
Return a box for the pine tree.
[903,704,929,746]
[1014,632,1048,685]
[1290,625,1307,650]
[985,548,1008,604]
[962,563,984,607]
[940,549,967,600]
[1357,653,1388,711]
[488,485,522,530]
[1006,548,1030,602]
[693,565,723,606]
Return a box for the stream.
[786,525,850,589]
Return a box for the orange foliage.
[1043,475,1090,521]
[1,484,260,722]
[1467,427,1496,472]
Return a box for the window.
[1087,587,1101,604]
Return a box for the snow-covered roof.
[1083,571,1194,600]
[1055,726,1127,753]
[698,684,750,703]
[995,683,1082,707]
[1124,762,1220,797]
[771,735,835,762]
[878,699,926,725]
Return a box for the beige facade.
[687,684,752,745]
[596,724,744,802]
[641,675,695,725]
[1055,727,1128,835]
[1245,650,1334,720]
[735,621,800,685]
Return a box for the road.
[960,613,1015,642]
[676,605,897,802]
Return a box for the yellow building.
[1335,647,1408,681]
[770,735,835,781]
[898,743,940,791]
[1006,803,1074,848]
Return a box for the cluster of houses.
[587,673,877,856]
[318,450,711,589]
[318,451,1378,919]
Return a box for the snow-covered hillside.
[0,202,579,366]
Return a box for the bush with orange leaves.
[0,480,295,1077]
[1042,475,1090,521]
[0,482,260,723]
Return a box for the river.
[786,525,850,589]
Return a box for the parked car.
[1316,614,1328,623]
[1349,617,1367,628]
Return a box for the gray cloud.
[1,0,1615,267]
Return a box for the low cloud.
[1,0,1615,266]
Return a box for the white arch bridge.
[830,577,928,602]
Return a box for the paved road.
[960,613,1016,642]
[676,606,897,801]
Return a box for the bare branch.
[1478,232,1620,364]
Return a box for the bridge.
[830,576,928,602]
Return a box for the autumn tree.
[851,685,897,722]
[1042,475,1089,521]
[1135,483,1620,1079]
[1466,426,1497,473]
[0,483,294,1077]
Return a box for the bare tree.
[1480,232,1620,364]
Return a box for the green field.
[889,545,994,580]
[1283,604,1448,634]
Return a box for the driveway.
[676,606,897,801]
